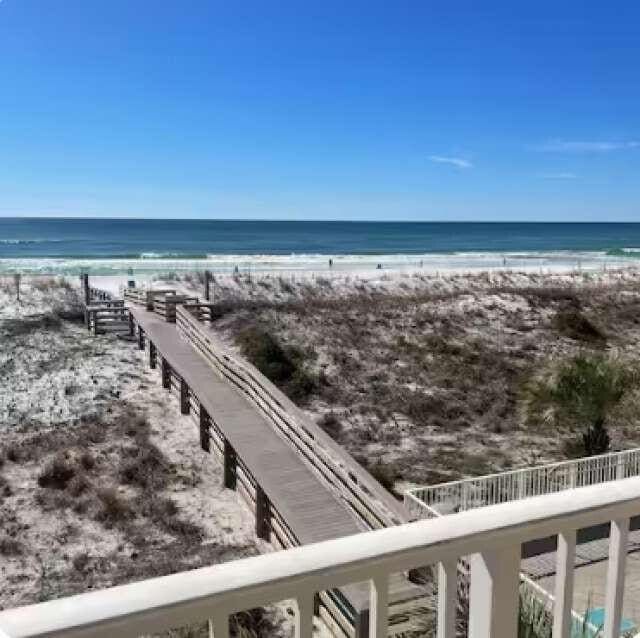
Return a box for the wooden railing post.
[161,359,171,389]
[137,327,145,351]
[14,272,20,302]
[256,486,270,540]
[180,378,190,415]
[128,312,134,336]
[149,341,157,369]
[200,407,211,452]
[468,544,520,638]
[205,270,212,301]
[82,273,90,305]
[224,440,237,489]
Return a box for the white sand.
[0,281,262,615]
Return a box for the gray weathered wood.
[224,439,236,489]
[200,407,211,453]
[127,306,423,628]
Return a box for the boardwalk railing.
[84,300,128,335]
[123,287,177,310]
[405,447,640,519]
[80,283,131,336]
[1,478,639,638]
[176,303,408,532]
[153,294,198,322]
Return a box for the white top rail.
[1,477,640,638]
[405,446,640,518]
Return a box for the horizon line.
[2,216,640,224]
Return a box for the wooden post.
[161,359,171,389]
[149,341,156,369]
[128,312,134,336]
[255,486,270,540]
[224,440,237,489]
[82,273,90,305]
[180,378,190,415]
[204,270,211,301]
[14,273,20,302]
[200,407,211,452]
[137,327,144,350]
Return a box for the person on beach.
[329,258,333,268]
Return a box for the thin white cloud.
[429,155,473,169]
[531,140,640,153]
[538,172,578,179]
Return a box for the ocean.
[1,218,640,275]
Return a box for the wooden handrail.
[175,305,408,531]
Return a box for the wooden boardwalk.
[129,306,364,545]
[126,304,424,636]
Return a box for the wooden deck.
[130,306,365,545]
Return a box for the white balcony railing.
[1,477,639,638]
[404,447,640,519]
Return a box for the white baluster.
[208,612,229,638]
[438,560,457,638]
[552,530,576,638]
[295,592,316,638]
[603,518,629,638]
[369,574,389,637]
[469,544,520,638]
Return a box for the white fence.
[405,447,640,519]
[1,478,639,638]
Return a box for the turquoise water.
[2,218,640,274]
[577,607,636,636]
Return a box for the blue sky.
[0,1,638,221]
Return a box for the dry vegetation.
[199,268,640,491]
[0,278,288,637]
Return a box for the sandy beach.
[0,278,293,636]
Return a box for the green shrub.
[317,412,343,440]
[95,488,132,526]
[552,307,606,343]
[119,445,169,490]
[37,455,75,489]
[0,536,23,556]
[2,313,63,337]
[518,586,551,638]
[366,458,397,492]
[527,354,639,456]
[236,327,316,402]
